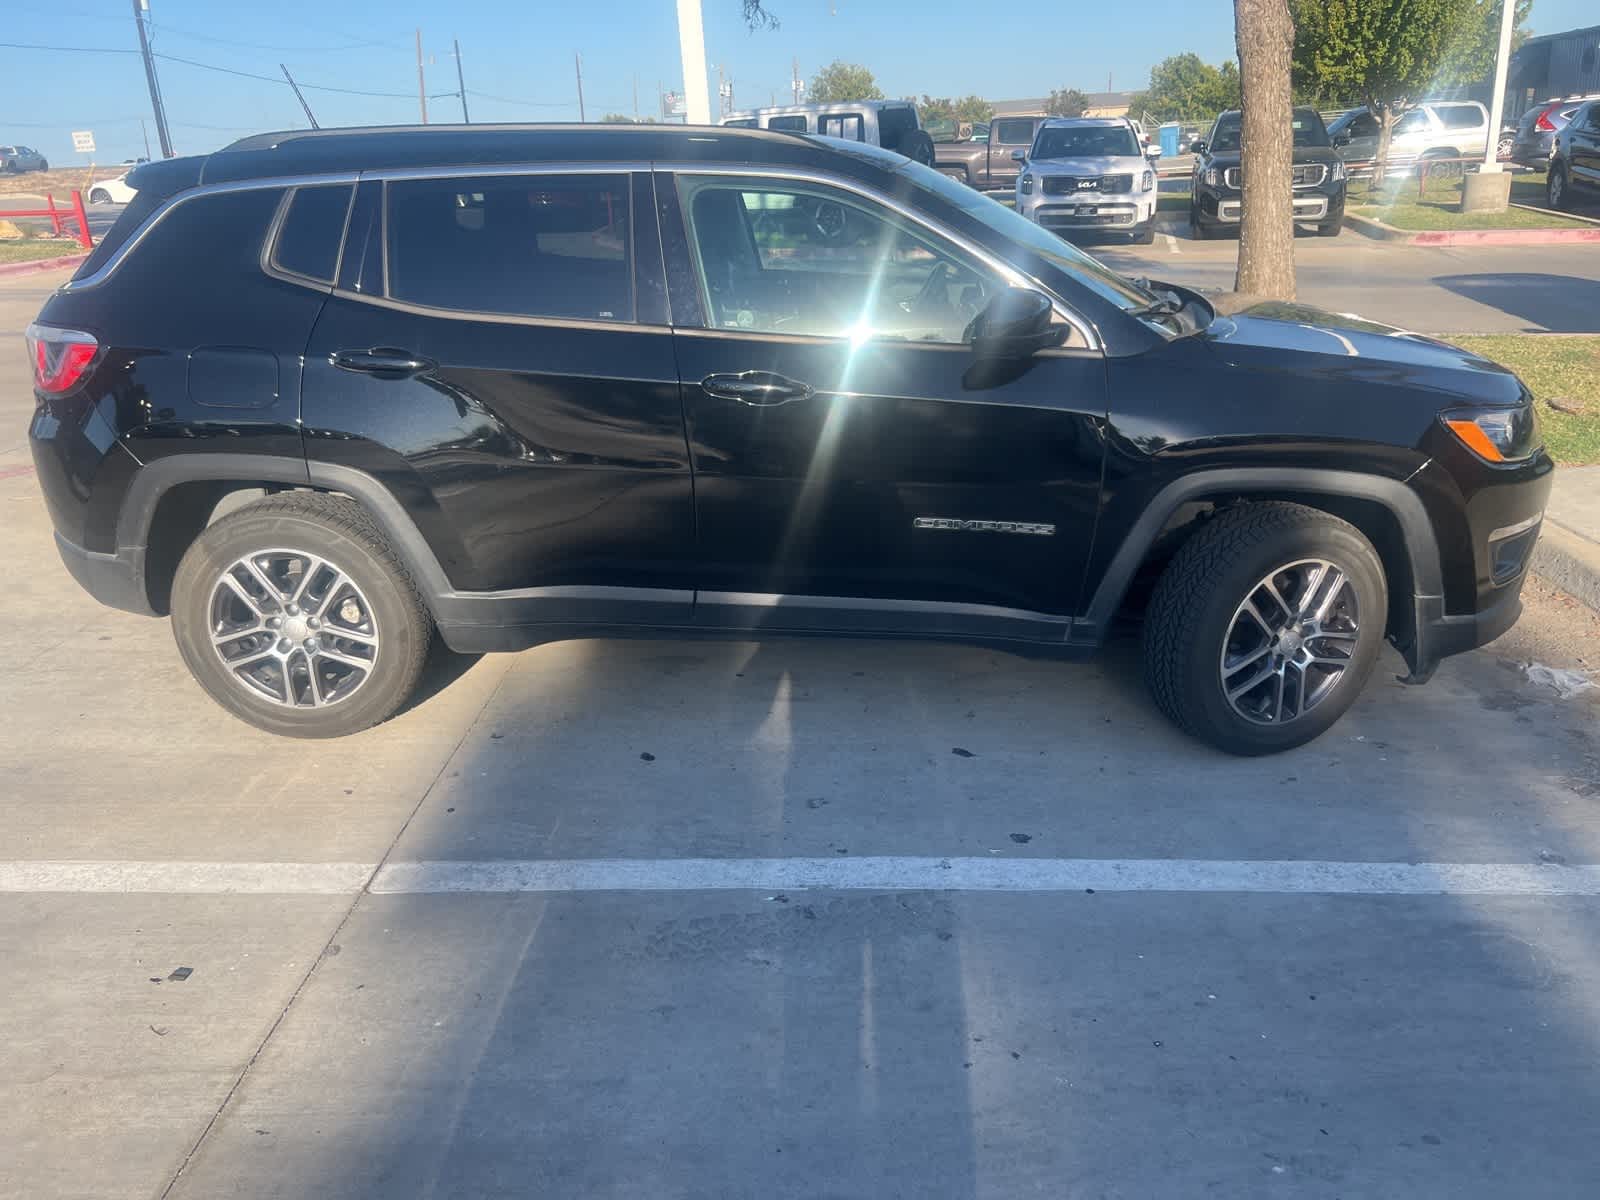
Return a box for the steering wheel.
[812,200,848,242]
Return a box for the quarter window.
[272,184,353,283]
[767,115,808,133]
[385,174,631,321]
[678,177,1000,345]
[819,113,864,141]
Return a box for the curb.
[0,252,87,279]
[1532,521,1600,615]
[1344,210,1600,245]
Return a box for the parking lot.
[5,240,1600,1200]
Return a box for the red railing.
[0,191,93,250]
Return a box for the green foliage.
[809,61,883,103]
[953,94,994,123]
[1045,88,1091,117]
[1134,54,1241,122]
[741,1,779,30]
[1291,0,1484,108]
[1436,0,1534,89]
[600,114,657,124]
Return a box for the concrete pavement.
[5,265,1600,1199]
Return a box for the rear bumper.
[53,531,155,616]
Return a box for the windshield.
[1210,109,1332,153]
[1031,125,1141,159]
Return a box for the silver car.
[1510,95,1600,168]
[0,144,49,173]
[1327,101,1490,171]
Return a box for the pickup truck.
[934,115,1048,190]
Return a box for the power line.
[0,40,137,53]
[147,22,387,54]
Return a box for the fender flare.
[1076,467,1443,638]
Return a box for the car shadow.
[1433,273,1600,332]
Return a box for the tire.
[896,130,936,167]
[1316,218,1342,237]
[1547,164,1568,211]
[1143,502,1388,756]
[1190,207,1211,240]
[1133,218,1156,244]
[37,159,47,172]
[89,188,111,205]
[170,494,434,738]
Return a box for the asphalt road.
[5,268,1600,1199]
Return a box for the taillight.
[1534,105,1559,133]
[24,323,99,395]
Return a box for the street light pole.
[1481,0,1517,174]
[674,0,712,125]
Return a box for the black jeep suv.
[1191,107,1347,238]
[26,125,1550,753]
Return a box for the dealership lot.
[5,255,1600,1200]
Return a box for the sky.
[3,0,1595,163]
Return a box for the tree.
[1291,0,1485,179]
[1045,88,1091,117]
[1234,0,1297,301]
[1136,53,1243,122]
[954,94,994,124]
[602,113,657,123]
[809,61,883,103]
[1436,0,1533,88]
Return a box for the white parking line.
[1163,233,1182,254]
[5,858,1600,896]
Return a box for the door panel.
[661,171,1107,632]
[300,171,694,614]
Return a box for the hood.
[1200,300,1527,406]
[1027,156,1146,176]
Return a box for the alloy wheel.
[1219,559,1360,726]
[207,548,380,708]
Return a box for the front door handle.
[330,348,435,379]
[701,371,815,406]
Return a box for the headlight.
[1331,159,1347,181]
[1019,172,1033,196]
[1203,167,1219,187]
[1142,169,1155,191]
[1442,405,1541,464]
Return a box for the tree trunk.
[1233,0,1296,301]
[1373,102,1396,186]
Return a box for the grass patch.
[1347,170,1593,230]
[0,238,86,264]
[1447,335,1600,464]
[0,166,124,198]
[1157,189,1191,213]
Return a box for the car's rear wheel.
[89,188,111,205]
[1144,502,1387,755]
[170,494,433,738]
[1547,164,1568,210]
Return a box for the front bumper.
[1196,179,1346,226]
[1399,575,1527,683]
[1021,193,1156,232]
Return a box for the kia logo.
[1076,180,1095,189]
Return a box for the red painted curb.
[1344,212,1600,245]
[0,252,88,279]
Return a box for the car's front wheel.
[1316,217,1342,237]
[170,494,433,738]
[1144,502,1387,755]
[1133,218,1157,244]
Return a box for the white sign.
[662,92,686,117]
[71,130,96,154]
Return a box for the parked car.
[1015,117,1162,243]
[87,174,138,205]
[721,101,933,164]
[1191,107,1347,238]
[0,144,48,173]
[1326,101,1490,172]
[26,125,1552,753]
[1546,98,1600,210]
[1510,95,1600,168]
[935,115,1048,190]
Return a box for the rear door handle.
[330,348,435,378]
[700,371,815,406]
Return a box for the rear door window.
[992,119,1037,145]
[1437,106,1485,129]
[818,113,864,141]
[767,115,808,132]
[270,184,354,283]
[385,174,632,321]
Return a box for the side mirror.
[1333,132,1351,147]
[1011,149,1027,163]
[1190,139,1206,154]
[967,288,1064,360]
[1146,144,1162,159]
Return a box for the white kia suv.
[1015,117,1162,244]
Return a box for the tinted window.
[679,177,1000,344]
[1032,125,1139,158]
[1342,112,1380,138]
[1437,105,1484,129]
[819,113,864,141]
[992,119,1037,145]
[386,174,631,321]
[723,118,758,129]
[767,115,808,132]
[1208,110,1329,153]
[878,105,918,148]
[272,184,352,282]
[1586,104,1600,131]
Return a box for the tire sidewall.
[1177,520,1387,755]
[1548,166,1565,208]
[171,507,426,738]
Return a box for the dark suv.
[1191,107,1347,238]
[26,125,1551,753]
[1546,99,1600,211]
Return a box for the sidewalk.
[1538,465,1600,613]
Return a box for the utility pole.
[674,0,711,124]
[453,38,469,123]
[633,75,639,121]
[415,29,428,123]
[280,64,320,128]
[574,53,586,122]
[791,56,802,105]
[131,0,174,158]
